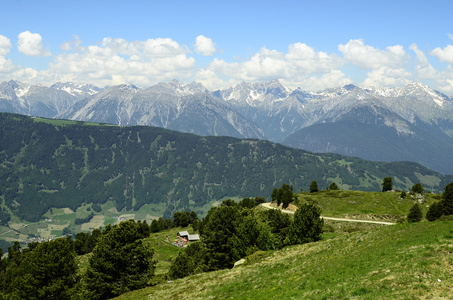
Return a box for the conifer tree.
[407,203,423,223]
[310,180,319,193]
[441,182,453,216]
[84,220,156,299]
[426,202,442,221]
[288,203,324,244]
[382,177,393,192]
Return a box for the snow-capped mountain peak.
[51,82,102,99]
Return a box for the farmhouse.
[174,231,200,247]
[177,231,200,242]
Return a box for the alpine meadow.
[1,1,453,298]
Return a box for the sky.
[1,0,453,94]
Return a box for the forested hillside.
[1,113,452,222]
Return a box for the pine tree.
[426,202,442,221]
[441,182,453,216]
[411,183,424,194]
[288,203,324,244]
[382,177,393,192]
[84,220,156,299]
[9,238,78,299]
[310,180,319,193]
[328,182,339,190]
[407,203,423,223]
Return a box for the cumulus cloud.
[410,44,438,79]
[0,35,24,77]
[45,36,195,86]
[196,43,347,91]
[4,33,453,95]
[0,35,12,56]
[430,45,453,63]
[17,31,51,57]
[283,70,352,92]
[362,67,411,87]
[285,43,342,73]
[194,35,216,56]
[339,39,407,69]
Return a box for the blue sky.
[1,0,453,94]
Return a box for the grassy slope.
[296,190,441,221]
[142,227,186,276]
[116,220,453,300]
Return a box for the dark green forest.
[1,113,452,222]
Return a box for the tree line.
[0,220,154,299]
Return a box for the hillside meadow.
[115,220,453,299]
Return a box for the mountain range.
[1,79,453,174]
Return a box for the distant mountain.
[1,113,452,222]
[61,82,264,139]
[282,84,453,174]
[51,82,102,99]
[0,80,92,118]
[1,79,453,174]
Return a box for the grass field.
[295,190,439,221]
[115,220,453,299]
[142,226,189,276]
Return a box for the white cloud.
[282,70,352,91]
[430,45,453,63]
[285,43,342,73]
[448,33,453,41]
[409,44,438,79]
[362,67,411,87]
[17,31,51,57]
[43,36,196,86]
[194,35,216,56]
[3,34,453,95]
[339,39,407,69]
[0,35,12,56]
[196,44,346,91]
[60,35,84,52]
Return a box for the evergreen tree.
[288,203,324,244]
[407,203,423,223]
[426,202,443,221]
[271,188,278,203]
[238,197,256,209]
[411,183,424,194]
[168,242,208,280]
[9,238,78,300]
[168,252,194,280]
[382,177,393,192]
[202,205,242,270]
[259,209,291,248]
[310,180,319,193]
[150,219,160,233]
[84,220,156,299]
[440,182,453,216]
[328,182,339,190]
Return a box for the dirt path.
[261,203,396,225]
